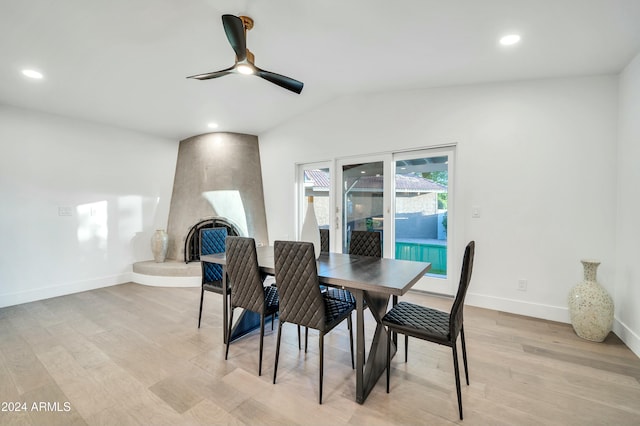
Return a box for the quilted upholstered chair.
[272,240,355,404]
[319,228,329,253]
[198,227,228,328]
[382,241,475,420]
[325,230,381,306]
[225,236,279,376]
[349,230,382,257]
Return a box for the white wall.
[260,75,619,327]
[0,105,177,307]
[616,52,640,355]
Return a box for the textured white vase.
[300,196,321,258]
[568,259,614,342]
[151,229,169,263]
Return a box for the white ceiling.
[1,0,640,141]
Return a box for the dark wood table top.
[201,246,431,296]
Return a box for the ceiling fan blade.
[256,67,304,94]
[222,14,246,62]
[186,65,234,80]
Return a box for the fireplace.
[183,217,242,263]
[164,132,269,262]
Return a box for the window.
[298,146,455,292]
[394,153,449,277]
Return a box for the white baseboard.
[0,274,129,308]
[130,272,200,287]
[613,318,640,358]
[466,292,640,358]
[465,292,571,323]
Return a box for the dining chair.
[224,236,279,376]
[325,230,381,306]
[382,241,475,420]
[272,240,355,404]
[350,230,382,257]
[198,227,228,328]
[319,228,329,253]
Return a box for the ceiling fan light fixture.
[236,64,255,75]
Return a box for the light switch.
[472,206,481,218]
[58,206,73,217]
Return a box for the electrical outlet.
[517,279,528,291]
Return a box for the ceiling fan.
[187,14,304,94]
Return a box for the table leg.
[354,289,365,403]
[222,268,228,344]
[355,289,396,404]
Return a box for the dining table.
[201,247,431,404]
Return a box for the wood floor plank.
[0,283,638,425]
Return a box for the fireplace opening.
[184,217,242,263]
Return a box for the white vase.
[568,259,614,342]
[151,229,169,263]
[300,196,321,258]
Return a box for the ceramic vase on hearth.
[568,259,614,342]
[300,196,321,259]
[151,229,169,263]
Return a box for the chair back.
[200,228,227,282]
[319,228,329,253]
[274,240,325,330]
[349,230,382,258]
[449,241,475,336]
[226,236,267,313]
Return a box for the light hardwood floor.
[1,283,639,425]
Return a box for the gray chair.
[382,241,475,420]
[198,227,228,328]
[325,230,381,306]
[272,240,355,404]
[319,228,329,253]
[349,230,382,257]
[224,236,279,376]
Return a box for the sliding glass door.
[297,161,332,244]
[394,149,452,281]
[298,146,455,294]
[336,155,391,255]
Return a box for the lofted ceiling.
[1,0,640,141]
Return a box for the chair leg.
[461,326,470,385]
[386,328,392,393]
[347,314,354,369]
[319,332,324,404]
[297,325,301,350]
[271,313,275,331]
[225,308,234,361]
[452,344,463,420]
[198,286,205,328]
[305,327,309,353]
[273,321,283,384]
[259,314,265,376]
[405,334,408,363]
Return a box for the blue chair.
[198,227,228,328]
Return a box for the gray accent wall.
[166,132,269,260]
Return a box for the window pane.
[395,156,448,277]
[303,167,330,230]
[342,161,384,254]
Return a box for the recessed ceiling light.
[499,34,521,46]
[22,69,43,79]
[207,122,219,129]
